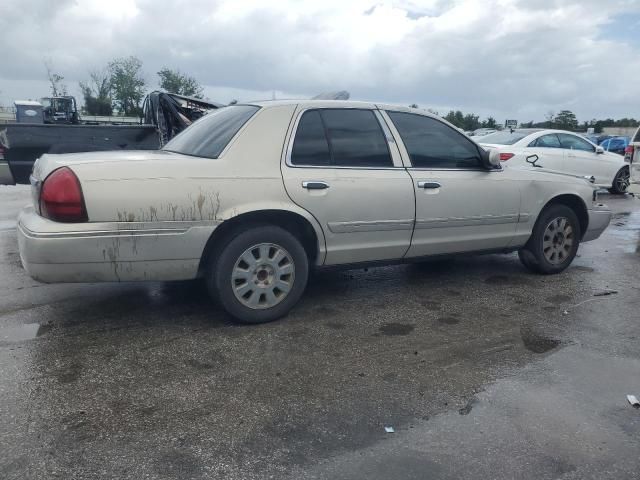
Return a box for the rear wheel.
[518,204,581,274]
[609,167,630,194]
[207,225,309,324]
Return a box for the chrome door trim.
[415,214,519,229]
[327,219,414,234]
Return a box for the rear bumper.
[17,206,217,283]
[0,161,15,185]
[582,204,611,242]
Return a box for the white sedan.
[17,101,611,323]
[480,129,630,194]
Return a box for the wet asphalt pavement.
[1,184,639,479]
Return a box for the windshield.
[163,105,260,159]
[480,131,532,145]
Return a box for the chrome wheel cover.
[542,217,575,265]
[231,243,295,310]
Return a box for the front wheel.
[518,204,581,274]
[207,225,309,324]
[609,167,630,194]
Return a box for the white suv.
[18,101,611,323]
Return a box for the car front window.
[387,111,482,169]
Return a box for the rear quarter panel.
[35,104,325,271]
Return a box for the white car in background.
[480,129,630,194]
[471,128,497,137]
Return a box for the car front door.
[525,133,565,172]
[281,107,415,265]
[383,110,521,257]
[558,133,610,184]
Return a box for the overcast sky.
[1,0,639,123]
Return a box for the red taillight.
[40,167,88,222]
[625,145,634,155]
[499,153,515,161]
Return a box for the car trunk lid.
[31,150,182,183]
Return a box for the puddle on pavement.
[438,316,460,325]
[378,323,415,336]
[521,331,561,353]
[0,322,50,344]
[0,219,17,231]
[608,211,640,253]
[545,294,571,304]
[459,399,477,415]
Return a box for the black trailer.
[0,91,222,185]
[0,124,160,184]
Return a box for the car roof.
[244,99,421,113]
[247,99,371,108]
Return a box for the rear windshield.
[480,131,531,145]
[162,105,260,158]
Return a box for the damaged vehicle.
[17,100,611,323]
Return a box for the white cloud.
[0,0,639,122]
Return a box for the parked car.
[480,129,630,194]
[18,101,611,323]
[472,128,497,137]
[583,134,613,145]
[599,136,630,155]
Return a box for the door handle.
[417,181,441,189]
[302,181,330,190]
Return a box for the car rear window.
[480,131,531,145]
[162,105,260,159]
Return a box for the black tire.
[518,204,581,274]
[517,249,540,272]
[608,167,630,194]
[207,225,309,324]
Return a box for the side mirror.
[596,146,604,154]
[481,148,501,168]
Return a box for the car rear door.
[281,107,415,265]
[383,110,520,257]
[525,133,565,172]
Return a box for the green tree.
[80,68,112,115]
[482,116,497,128]
[157,67,203,98]
[553,110,579,131]
[44,61,67,96]
[444,110,466,128]
[109,56,146,116]
[463,113,480,131]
